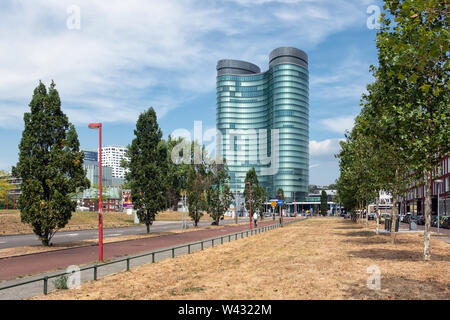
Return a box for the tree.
[205,160,233,225]
[375,0,448,257]
[12,81,90,245]
[186,162,207,227]
[122,107,168,233]
[276,187,286,215]
[320,190,328,216]
[244,167,268,219]
[0,171,13,208]
[165,135,189,210]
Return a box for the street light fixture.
[245,182,252,230]
[435,179,444,234]
[88,122,103,261]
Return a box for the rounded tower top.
[269,47,308,69]
[216,59,261,76]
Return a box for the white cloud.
[320,115,355,134]
[309,138,343,158]
[0,0,370,128]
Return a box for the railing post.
[172,248,175,258]
[43,276,48,295]
[126,258,130,271]
[221,237,223,245]
[152,252,155,263]
[201,241,204,250]
[229,235,231,242]
[188,244,191,254]
[212,239,214,247]
[94,265,97,280]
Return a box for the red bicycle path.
[0,217,299,282]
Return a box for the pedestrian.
[253,212,258,227]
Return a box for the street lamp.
[435,179,443,234]
[88,122,103,261]
[279,192,283,226]
[246,182,252,230]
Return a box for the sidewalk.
[0,217,300,299]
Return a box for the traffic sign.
[271,201,277,207]
[277,200,283,206]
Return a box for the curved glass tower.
[216,47,309,201]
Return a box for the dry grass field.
[35,217,450,300]
[0,210,225,235]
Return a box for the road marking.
[106,233,122,237]
[0,241,6,244]
[62,233,79,237]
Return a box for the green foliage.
[122,107,168,233]
[0,171,13,204]
[164,135,190,210]
[186,162,207,227]
[243,167,268,219]
[205,159,233,225]
[336,0,448,258]
[53,275,68,290]
[12,81,90,246]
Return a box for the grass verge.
[34,217,449,300]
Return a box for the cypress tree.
[13,81,90,245]
[122,107,168,233]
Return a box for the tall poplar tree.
[13,81,90,245]
[122,107,168,233]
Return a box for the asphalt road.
[0,218,250,250]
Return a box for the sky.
[0,0,383,185]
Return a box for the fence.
[0,218,301,297]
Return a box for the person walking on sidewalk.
[253,212,258,227]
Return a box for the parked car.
[431,216,438,227]
[403,213,412,224]
[380,213,390,223]
[441,216,450,229]
[368,213,375,220]
[417,215,425,225]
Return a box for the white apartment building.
[101,145,129,179]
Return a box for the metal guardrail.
[0,219,301,296]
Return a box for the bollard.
[43,276,48,295]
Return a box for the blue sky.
[0,0,383,185]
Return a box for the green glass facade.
[216,47,309,201]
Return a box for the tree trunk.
[424,171,432,261]
[366,201,369,228]
[146,223,150,233]
[375,194,380,235]
[391,194,398,244]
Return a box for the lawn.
[35,217,450,300]
[0,210,224,235]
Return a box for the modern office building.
[216,47,309,201]
[101,145,129,179]
[81,149,98,162]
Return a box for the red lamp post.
[246,182,252,230]
[279,193,283,226]
[88,122,103,261]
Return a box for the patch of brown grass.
[34,218,450,300]
[0,210,235,235]
[0,221,247,259]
